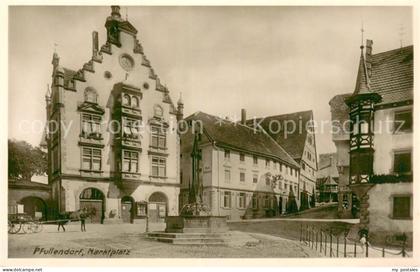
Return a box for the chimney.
[365,39,373,57]
[241,109,246,125]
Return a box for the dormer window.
[84,87,97,103]
[132,96,139,108]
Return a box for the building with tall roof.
[246,110,318,210]
[45,6,183,223]
[179,111,301,220]
[330,40,413,244]
[316,153,339,203]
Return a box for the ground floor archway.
[79,187,105,223]
[148,192,168,223]
[20,196,47,220]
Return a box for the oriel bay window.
[82,114,101,138]
[151,126,166,149]
[123,118,140,139]
[123,150,139,173]
[151,156,166,177]
[82,147,102,171]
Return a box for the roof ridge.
[371,45,413,58]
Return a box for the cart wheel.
[8,221,21,234]
[22,222,34,234]
[33,222,43,233]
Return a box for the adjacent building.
[331,40,413,244]
[179,111,301,220]
[45,6,183,223]
[316,153,339,203]
[249,110,318,209]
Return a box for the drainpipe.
[213,141,221,216]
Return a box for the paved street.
[8,222,323,258]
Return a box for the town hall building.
[45,6,183,223]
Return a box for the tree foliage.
[8,139,47,180]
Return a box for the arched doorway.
[79,188,105,224]
[20,197,47,220]
[121,196,134,223]
[148,192,167,223]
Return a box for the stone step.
[154,237,227,245]
[148,232,230,239]
[166,227,229,234]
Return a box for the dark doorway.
[121,196,134,223]
[20,197,47,220]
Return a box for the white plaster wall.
[373,106,412,175]
[368,182,412,233]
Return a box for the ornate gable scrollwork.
[74,69,86,82]
[100,42,112,55]
[83,60,95,73]
[133,40,144,54]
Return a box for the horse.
[56,209,92,232]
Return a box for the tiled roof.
[185,111,300,168]
[316,153,339,184]
[369,45,413,105]
[247,110,313,161]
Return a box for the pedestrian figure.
[80,208,87,232]
[57,213,69,232]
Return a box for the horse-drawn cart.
[8,213,43,234]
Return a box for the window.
[280,164,283,172]
[82,147,102,171]
[82,114,101,137]
[240,172,245,182]
[240,153,245,162]
[85,88,97,103]
[122,94,131,106]
[224,149,230,160]
[289,167,292,175]
[253,155,258,165]
[132,96,139,108]
[265,176,270,186]
[278,181,282,189]
[123,118,139,139]
[154,105,163,117]
[224,169,231,183]
[360,122,369,134]
[123,150,139,173]
[295,170,298,177]
[302,163,306,170]
[253,174,258,183]
[393,151,412,174]
[265,159,270,168]
[151,126,166,149]
[307,134,313,145]
[252,195,258,209]
[151,156,166,177]
[263,195,270,208]
[393,196,411,219]
[238,193,246,209]
[223,191,232,208]
[284,183,287,190]
[394,110,412,132]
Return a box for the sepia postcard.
[2,2,419,268]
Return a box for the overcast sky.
[8,6,412,155]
